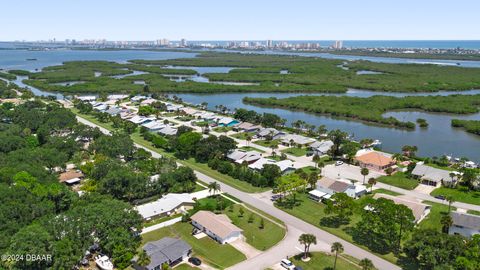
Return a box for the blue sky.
[2,0,479,41]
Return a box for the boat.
[370,139,382,147]
[95,255,114,270]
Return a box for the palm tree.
[208,181,221,196]
[298,234,317,259]
[441,214,453,233]
[446,196,455,213]
[246,135,252,147]
[359,258,374,270]
[368,177,376,193]
[137,250,151,267]
[161,262,170,270]
[331,242,344,270]
[307,172,318,189]
[270,144,278,157]
[361,167,369,184]
[312,154,320,168]
[317,125,327,137]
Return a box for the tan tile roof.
[356,152,394,167]
[191,211,243,239]
[58,171,84,182]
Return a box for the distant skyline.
[2,0,479,41]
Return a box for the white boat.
[370,139,382,147]
[95,255,114,270]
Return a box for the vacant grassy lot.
[430,187,480,205]
[376,172,419,190]
[254,139,280,148]
[225,204,286,251]
[142,222,245,269]
[240,146,265,153]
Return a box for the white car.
[280,259,295,270]
[335,160,344,166]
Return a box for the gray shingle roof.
[141,237,191,269]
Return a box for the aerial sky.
[2,0,479,41]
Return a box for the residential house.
[310,177,367,201]
[248,157,277,171]
[76,95,97,102]
[131,95,149,102]
[227,149,262,164]
[355,150,397,173]
[371,193,431,223]
[309,140,334,156]
[129,115,156,125]
[142,121,167,132]
[158,126,178,136]
[191,211,243,244]
[133,237,192,270]
[107,94,129,100]
[449,211,480,238]
[216,117,239,127]
[256,128,285,140]
[280,134,316,147]
[140,98,157,106]
[232,122,262,133]
[105,106,123,116]
[58,170,84,185]
[135,193,195,221]
[165,103,183,112]
[411,163,458,187]
[181,107,198,115]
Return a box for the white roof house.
[131,95,149,102]
[129,115,156,125]
[76,95,97,101]
[248,158,277,171]
[276,160,295,173]
[107,94,129,100]
[142,121,167,131]
[309,140,334,155]
[135,193,195,220]
[226,149,262,164]
[281,134,316,146]
[411,163,458,186]
[449,211,480,238]
[140,98,157,105]
[158,126,178,136]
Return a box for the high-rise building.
[180,38,187,47]
[266,39,273,48]
[156,38,170,46]
[333,40,343,49]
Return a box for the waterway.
[1,48,480,161]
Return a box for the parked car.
[434,195,446,200]
[280,259,295,270]
[271,194,284,201]
[294,267,304,270]
[335,160,344,166]
[188,257,202,266]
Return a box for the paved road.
[76,115,400,270]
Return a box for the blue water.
[1,48,480,161]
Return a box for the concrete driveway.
[229,238,262,259]
[323,164,383,183]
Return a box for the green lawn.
[213,126,232,133]
[225,204,286,251]
[240,146,265,153]
[418,201,455,231]
[376,172,419,190]
[278,193,399,265]
[144,214,182,228]
[173,264,198,269]
[430,187,480,205]
[254,139,280,148]
[231,132,255,140]
[141,222,246,269]
[372,188,402,196]
[467,210,480,216]
[281,147,308,157]
[291,252,361,270]
[73,110,268,193]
